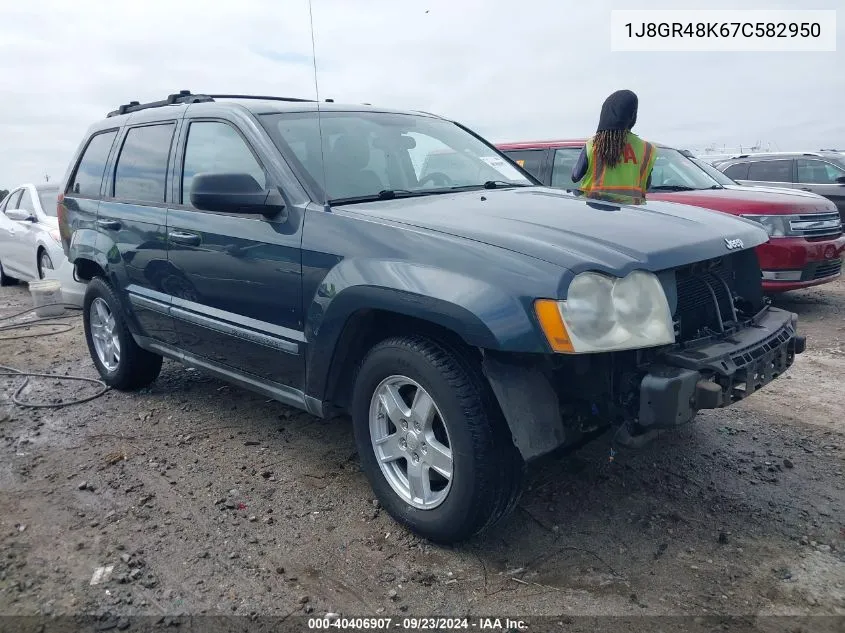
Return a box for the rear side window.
[181,121,265,205]
[504,150,544,179]
[551,148,583,187]
[113,123,176,203]
[722,163,748,180]
[69,130,118,197]
[748,159,792,182]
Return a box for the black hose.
[0,301,109,408]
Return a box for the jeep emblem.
[725,238,744,250]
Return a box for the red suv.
[497,140,845,293]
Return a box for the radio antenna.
[308,0,329,208]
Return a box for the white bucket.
[29,279,65,318]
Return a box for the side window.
[551,148,583,187]
[504,150,544,180]
[181,121,266,204]
[69,130,118,197]
[18,190,35,213]
[797,159,845,184]
[722,163,749,180]
[747,159,792,182]
[113,123,176,204]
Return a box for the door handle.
[97,219,121,230]
[800,187,812,191]
[168,231,201,246]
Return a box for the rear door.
[166,116,305,389]
[9,188,40,278]
[743,159,795,190]
[795,158,845,220]
[101,121,180,344]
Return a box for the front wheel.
[351,335,524,543]
[38,250,54,279]
[83,277,163,390]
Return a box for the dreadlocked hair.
[593,130,629,168]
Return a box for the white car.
[0,183,86,306]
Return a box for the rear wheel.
[83,277,162,389]
[0,259,18,286]
[352,335,524,543]
[37,250,54,279]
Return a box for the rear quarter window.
[68,130,119,197]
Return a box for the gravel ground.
[1,279,843,628]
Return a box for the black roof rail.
[206,94,316,103]
[107,90,213,117]
[107,90,318,117]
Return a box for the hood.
[724,184,835,201]
[648,186,837,215]
[341,188,769,275]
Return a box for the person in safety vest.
[571,89,656,198]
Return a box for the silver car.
[713,151,845,223]
[0,183,86,306]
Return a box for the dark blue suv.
[58,91,804,543]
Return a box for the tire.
[0,259,18,286]
[83,277,163,390]
[38,249,54,280]
[351,335,524,543]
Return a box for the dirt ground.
[1,278,843,628]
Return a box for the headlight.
[740,214,789,237]
[535,271,675,353]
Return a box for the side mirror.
[189,173,285,217]
[6,209,34,222]
[836,176,845,185]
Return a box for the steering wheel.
[418,172,454,188]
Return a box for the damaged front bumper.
[483,306,804,462]
[637,306,804,429]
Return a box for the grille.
[789,212,842,239]
[810,259,842,280]
[674,257,738,342]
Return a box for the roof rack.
[107,90,320,117]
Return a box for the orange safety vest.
[580,132,656,198]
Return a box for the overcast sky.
[0,0,842,188]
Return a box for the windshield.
[260,111,532,203]
[649,148,723,191]
[690,157,736,186]
[37,187,59,216]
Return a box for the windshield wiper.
[329,189,453,206]
[445,181,530,192]
[649,185,698,192]
[483,180,530,189]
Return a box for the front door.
[166,118,305,389]
[0,189,27,277]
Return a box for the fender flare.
[303,258,547,401]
